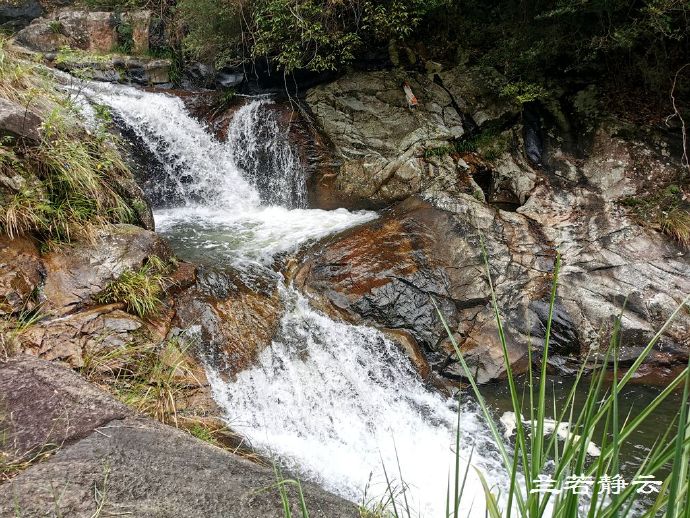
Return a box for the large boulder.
[305,70,466,208]
[0,97,42,143]
[296,188,690,383]
[303,66,527,211]
[0,356,359,517]
[0,355,131,463]
[16,8,156,54]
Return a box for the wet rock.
[0,0,42,31]
[297,184,690,383]
[0,97,42,143]
[295,196,539,383]
[0,235,42,316]
[0,355,131,463]
[174,268,283,375]
[0,356,358,517]
[41,224,172,316]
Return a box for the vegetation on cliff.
[0,38,140,246]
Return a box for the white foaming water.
[227,100,307,208]
[209,289,504,517]
[76,80,508,516]
[77,81,375,265]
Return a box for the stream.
[74,81,678,517]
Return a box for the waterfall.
[77,81,507,516]
[227,100,307,209]
[209,288,503,517]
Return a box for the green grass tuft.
[94,256,172,318]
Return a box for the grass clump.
[94,256,172,318]
[621,183,690,247]
[82,336,197,427]
[0,38,138,246]
[424,128,510,162]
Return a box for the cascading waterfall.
[77,80,508,516]
[227,100,307,208]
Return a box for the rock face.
[305,70,467,208]
[17,9,153,54]
[296,66,690,383]
[0,97,42,143]
[53,53,173,85]
[0,356,359,517]
[0,235,42,316]
[304,66,519,209]
[297,190,689,383]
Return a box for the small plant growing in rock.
[94,255,172,318]
[621,183,690,248]
[48,21,63,35]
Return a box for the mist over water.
[81,81,507,516]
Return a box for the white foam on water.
[209,289,505,517]
[154,205,375,266]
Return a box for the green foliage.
[180,0,446,72]
[178,0,243,68]
[424,128,509,162]
[438,0,690,99]
[114,21,134,54]
[48,21,63,35]
[94,256,172,318]
[500,81,548,105]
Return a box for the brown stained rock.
[0,235,42,316]
[173,268,283,376]
[295,196,538,383]
[17,304,142,367]
[0,355,131,463]
[41,224,172,316]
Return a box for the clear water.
[79,81,509,516]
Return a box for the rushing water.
[79,81,509,516]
